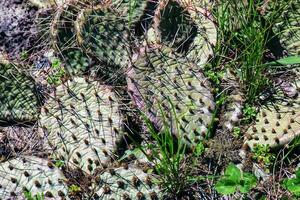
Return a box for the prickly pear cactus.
[0,156,68,199]
[127,46,215,148]
[49,1,92,75]
[77,8,132,70]
[95,165,161,199]
[0,62,40,122]
[244,99,300,150]
[39,77,126,174]
[272,2,300,55]
[152,0,217,67]
[112,0,156,28]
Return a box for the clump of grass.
[211,0,294,105]
[131,101,206,198]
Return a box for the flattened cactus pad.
[152,0,217,66]
[0,63,40,122]
[0,156,68,199]
[39,77,125,173]
[244,100,300,150]
[127,46,215,148]
[95,165,161,199]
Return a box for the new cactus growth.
[244,100,300,150]
[152,0,217,67]
[39,77,126,174]
[95,165,161,199]
[0,62,40,122]
[127,46,215,148]
[0,156,68,199]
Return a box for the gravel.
[0,0,38,58]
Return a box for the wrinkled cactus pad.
[0,156,68,199]
[127,46,215,148]
[39,77,126,173]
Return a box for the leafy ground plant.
[215,163,257,195]
[282,168,300,198]
[252,144,275,171]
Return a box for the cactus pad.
[152,0,217,66]
[77,8,131,69]
[49,1,93,75]
[0,63,40,122]
[127,46,215,148]
[0,156,68,199]
[95,165,161,199]
[272,2,300,55]
[244,100,300,150]
[39,77,126,173]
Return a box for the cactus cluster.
[127,46,215,148]
[272,1,300,55]
[0,62,40,123]
[0,0,219,198]
[0,156,68,199]
[48,0,156,80]
[95,165,161,200]
[244,99,300,150]
[39,77,126,174]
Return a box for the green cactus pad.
[127,46,215,148]
[76,8,130,61]
[244,100,300,150]
[0,156,68,199]
[152,0,217,67]
[95,165,161,199]
[0,63,40,122]
[272,2,300,55]
[39,77,126,173]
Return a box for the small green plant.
[252,144,275,171]
[232,127,241,137]
[215,163,257,195]
[68,184,81,194]
[53,159,65,168]
[20,50,29,60]
[205,69,223,85]
[24,191,44,200]
[243,104,257,122]
[47,58,65,85]
[282,168,300,197]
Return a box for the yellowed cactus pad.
[245,101,300,150]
